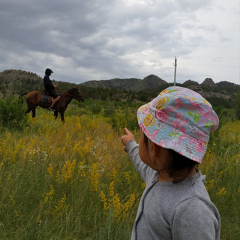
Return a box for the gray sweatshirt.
[125,140,221,240]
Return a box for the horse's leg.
[25,105,35,118]
[32,107,36,118]
[60,112,65,123]
[26,107,31,114]
[54,111,58,120]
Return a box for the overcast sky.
[0,0,239,85]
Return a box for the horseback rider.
[43,68,60,111]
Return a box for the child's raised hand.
[121,128,135,146]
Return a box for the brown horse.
[20,87,84,122]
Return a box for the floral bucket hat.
[137,86,219,163]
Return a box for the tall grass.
[0,109,142,240]
[0,104,239,239]
[201,121,240,239]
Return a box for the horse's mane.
[67,87,78,94]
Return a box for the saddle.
[41,90,52,103]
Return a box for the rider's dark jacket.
[43,75,58,98]
[44,75,54,92]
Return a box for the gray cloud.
[0,0,239,84]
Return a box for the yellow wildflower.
[218,171,224,178]
[112,194,122,220]
[111,168,117,181]
[42,184,55,203]
[47,164,53,178]
[56,170,61,183]
[109,181,115,198]
[216,187,227,196]
[62,160,76,184]
[78,161,87,181]
[76,122,81,131]
[124,172,131,185]
[9,195,15,205]
[52,194,69,217]
[100,190,109,211]
[122,193,135,219]
[206,179,215,191]
[0,162,4,170]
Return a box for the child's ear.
[150,142,172,164]
[150,142,161,158]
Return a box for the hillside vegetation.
[0,69,239,109]
[0,70,43,96]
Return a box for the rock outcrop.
[202,78,215,87]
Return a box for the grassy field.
[0,101,239,239]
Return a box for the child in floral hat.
[121,86,221,240]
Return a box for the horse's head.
[69,87,84,102]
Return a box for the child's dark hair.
[144,134,198,183]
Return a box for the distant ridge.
[80,74,168,92]
[216,81,238,88]
[0,69,239,105]
[81,75,239,92]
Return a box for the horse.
[20,87,84,122]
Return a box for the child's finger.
[124,127,131,135]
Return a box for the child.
[121,86,221,240]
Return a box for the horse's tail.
[19,92,27,104]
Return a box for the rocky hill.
[202,78,216,88]
[0,69,239,108]
[81,76,239,102]
[82,76,239,93]
[81,74,168,92]
[0,70,43,97]
[0,69,78,97]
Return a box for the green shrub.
[0,95,28,130]
[234,91,240,120]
